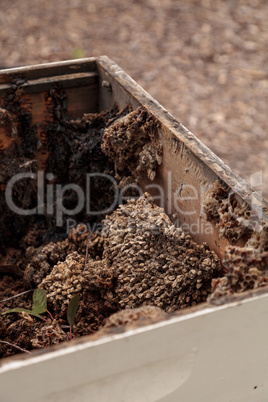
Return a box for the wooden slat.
[0,72,98,96]
[0,58,97,84]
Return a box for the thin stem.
[69,326,72,341]
[0,340,32,355]
[0,289,34,303]
[46,309,54,321]
[38,315,49,322]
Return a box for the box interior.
[0,57,267,362]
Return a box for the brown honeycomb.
[38,251,115,319]
[38,251,84,314]
[23,226,104,287]
[101,193,222,313]
[33,193,222,320]
[101,107,162,185]
[67,224,104,258]
[246,224,268,252]
[24,240,69,287]
[204,181,268,304]
[208,225,268,303]
[203,179,252,243]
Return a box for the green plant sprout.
[72,47,85,59]
[2,289,47,320]
[2,289,80,341]
[67,294,80,340]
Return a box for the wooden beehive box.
[0,57,267,402]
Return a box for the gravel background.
[0,0,267,199]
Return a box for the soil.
[0,86,224,359]
[0,0,267,200]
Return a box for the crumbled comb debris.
[101,107,162,184]
[101,193,222,312]
[103,305,168,330]
[203,179,252,242]
[208,226,268,303]
[36,193,222,320]
[31,320,66,349]
[204,180,268,303]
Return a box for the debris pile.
[101,194,222,312]
[35,193,222,322]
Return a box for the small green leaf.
[32,289,47,314]
[67,294,80,330]
[73,47,85,59]
[2,308,44,319]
